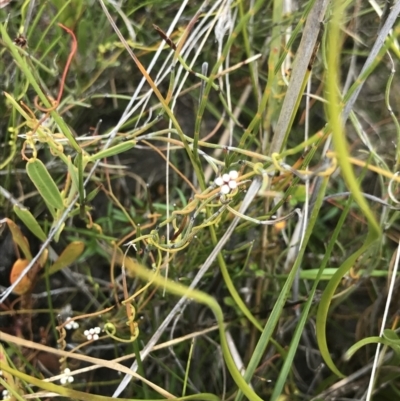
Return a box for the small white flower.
[228,181,237,189]
[229,170,239,180]
[221,184,230,194]
[84,327,101,341]
[65,317,79,330]
[214,170,239,195]
[214,176,224,186]
[60,368,74,385]
[222,173,230,182]
[2,390,10,400]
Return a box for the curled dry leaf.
[9,259,33,295]
[9,257,45,295]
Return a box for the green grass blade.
[316,0,382,378]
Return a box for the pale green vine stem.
[111,177,264,397]
[112,247,264,401]
[226,204,300,225]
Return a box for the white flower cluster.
[214,170,239,195]
[65,317,79,330]
[60,368,74,385]
[84,327,101,341]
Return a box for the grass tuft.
[1,1,400,400]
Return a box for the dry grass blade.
[2,1,400,399]
[0,331,175,398]
[270,0,330,155]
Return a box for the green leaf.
[5,218,32,261]
[13,205,47,242]
[45,241,85,276]
[316,0,381,379]
[383,329,400,344]
[26,159,64,210]
[86,186,101,202]
[88,140,136,162]
[67,157,80,194]
[345,333,400,360]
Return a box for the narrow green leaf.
[345,331,400,361]
[26,159,64,210]
[316,0,381,379]
[13,205,47,242]
[45,241,85,276]
[86,186,101,202]
[6,219,32,261]
[345,336,388,360]
[3,92,32,121]
[67,157,80,193]
[383,329,400,344]
[53,222,65,243]
[88,140,136,162]
[74,153,85,218]
[269,177,330,401]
